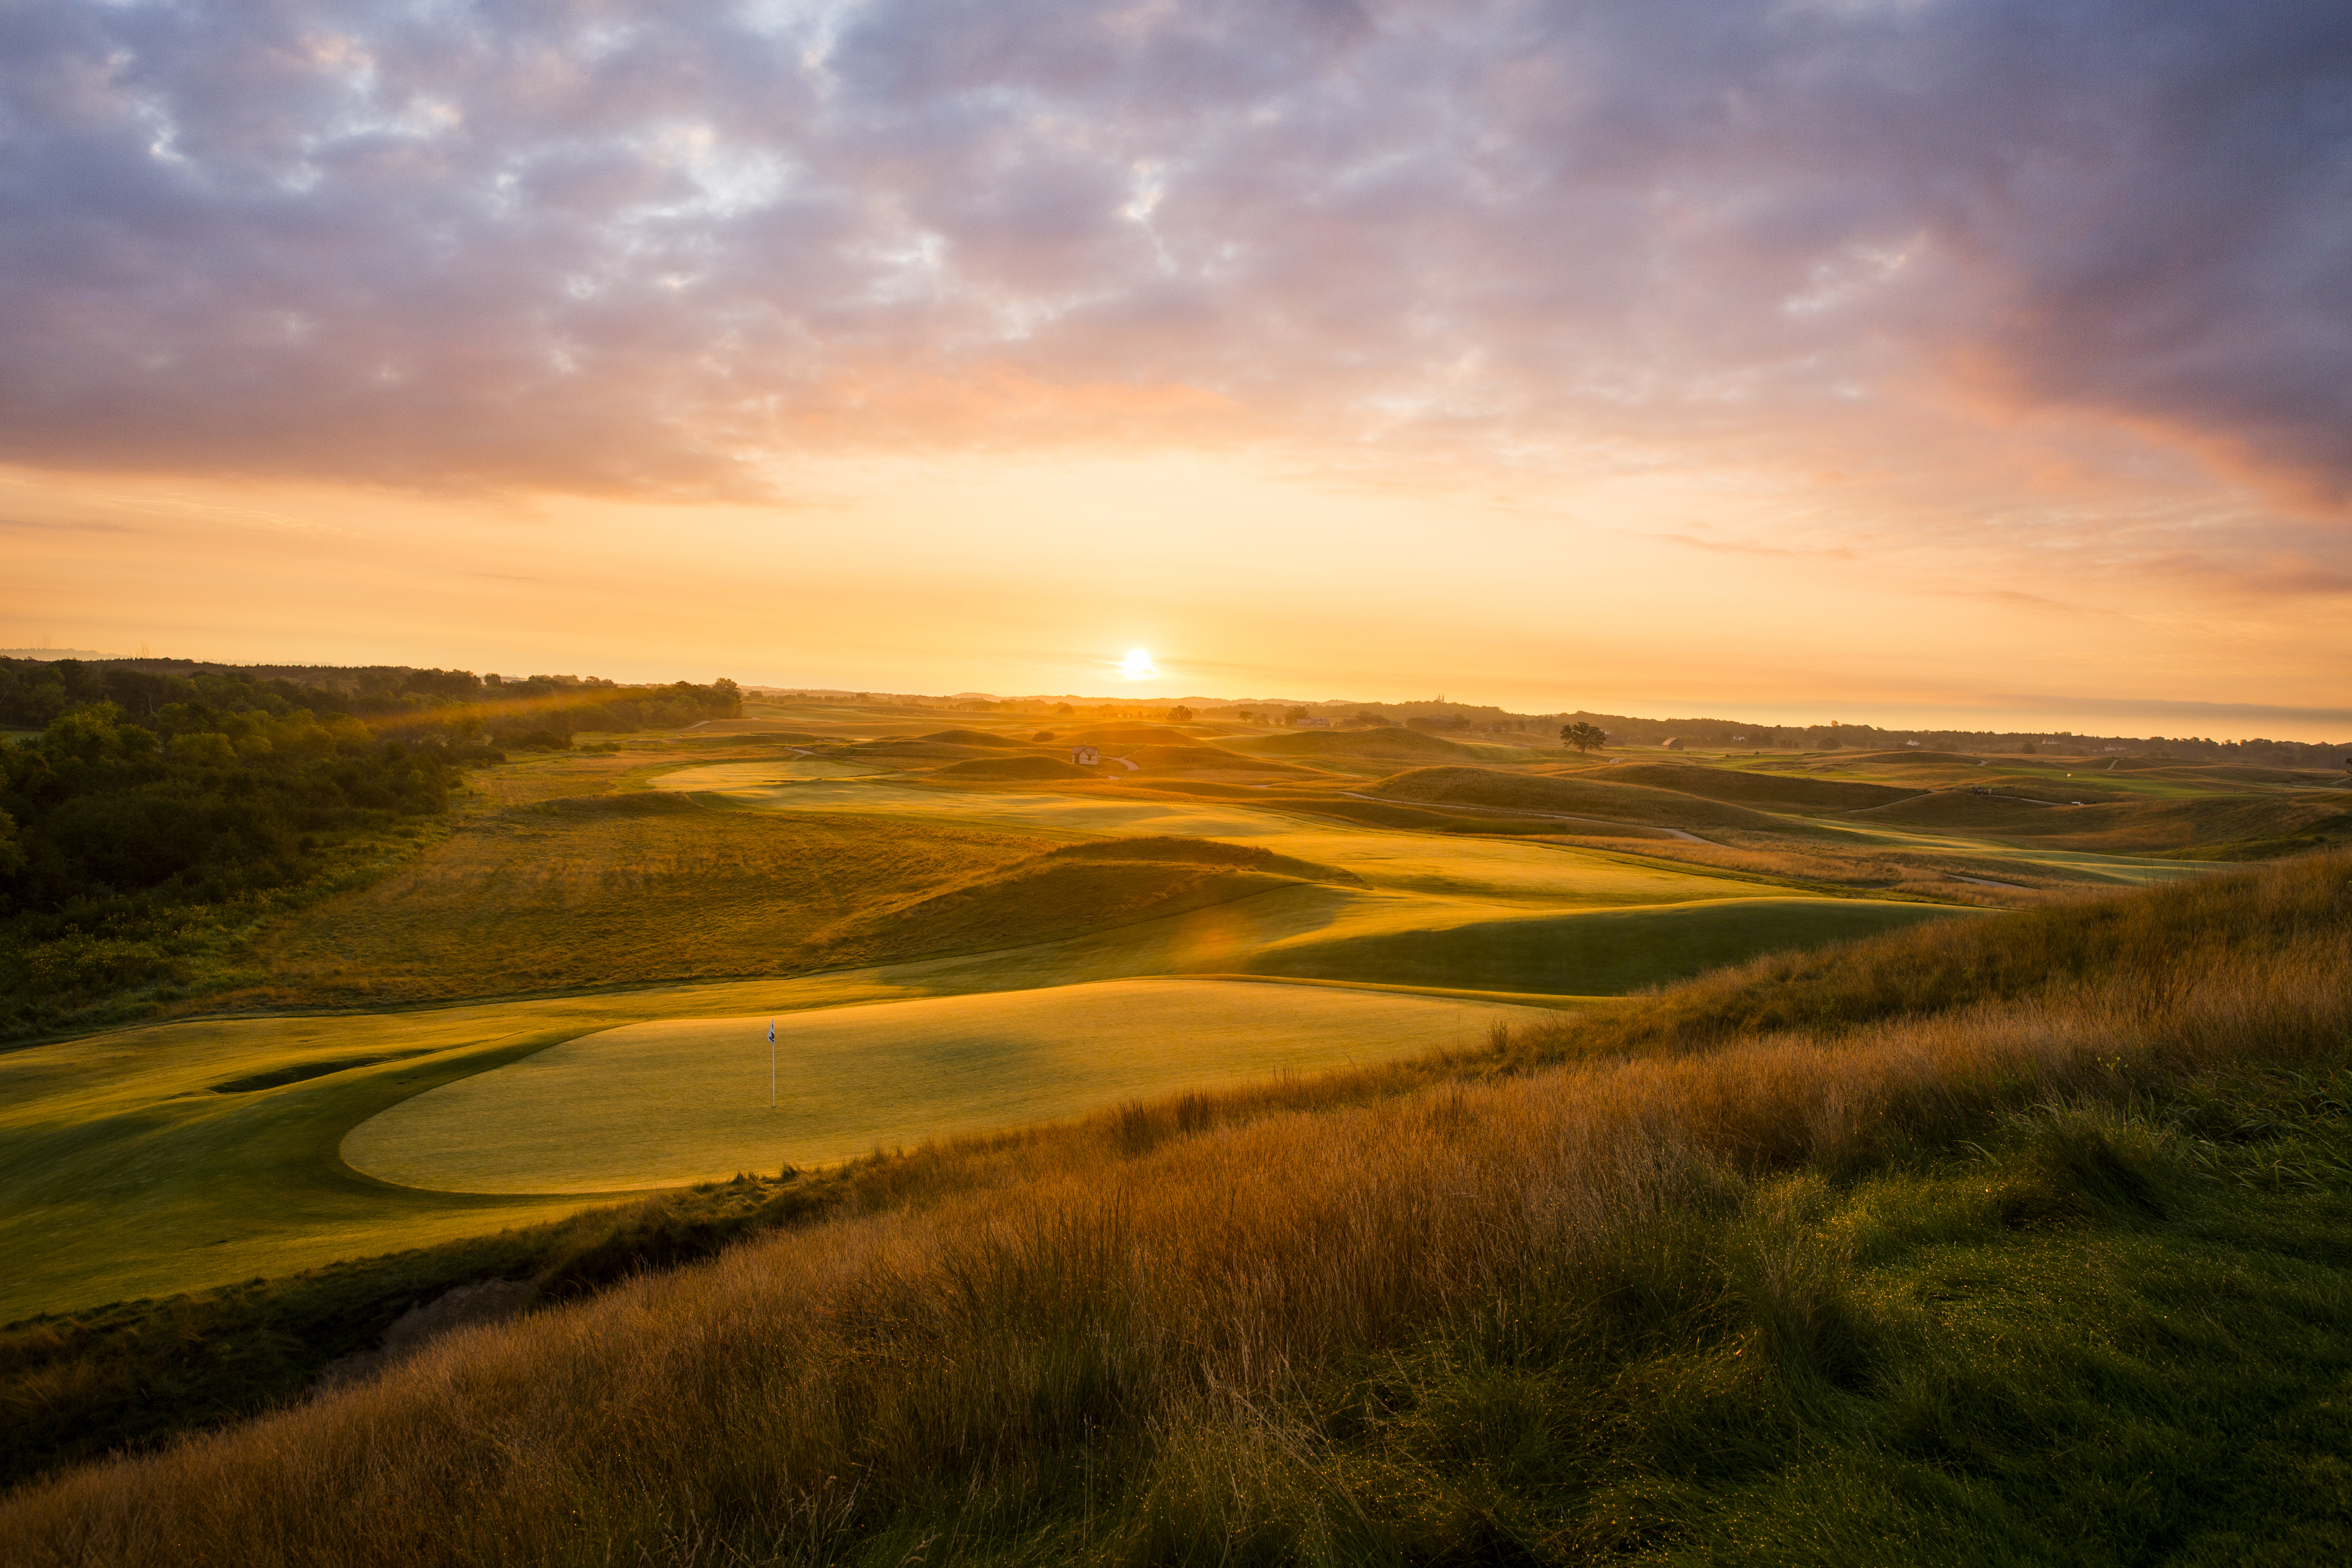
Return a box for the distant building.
[1661,737,1684,750]
[1070,744,1101,766]
[1298,716,1331,728]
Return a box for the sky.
[2,0,2347,737]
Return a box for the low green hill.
[1036,834,1362,883]
[1606,761,1921,811]
[1063,724,1196,747]
[916,728,1028,748]
[1369,765,1795,832]
[927,755,1095,781]
[1219,728,1480,763]
[1117,744,1295,771]
[1852,789,2352,854]
[791,836,1356,968]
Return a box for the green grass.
[1173,1091,2352,1564]
[1371,764,1806,833]
[1246,895,1979,994]
[339,978,1556,1193]
[0,973,972,1320]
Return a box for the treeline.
[0,658,740,750]
[1548,708,2350,766]
[0,658,741,1035]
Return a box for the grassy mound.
[1061,725,1196,748]
[1036,834,1359,882]
[917,728,1027,747]
[242,804,1046,1006]
[1855,789,2352,853]
[928,755,1096,780]
[1840,748,1985,764]
[1116,744,1294,771]
[1248,896,1972,995]
[791,838,1349,969]
[7,855,2347,1562]
[1222,727,1479,762]
[1371,764,1793,831]
[1606,761,1921,811]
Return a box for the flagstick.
[769,1021,776,1110]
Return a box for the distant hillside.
[1220,728,1480,763]
[1370,765,1793,832]
[1605,760,1922,811]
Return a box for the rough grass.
[1371,765,1801,833]
[10,855,2344,1564]
[1604,760,1923,811]
[929,756,1097,780]
[1220,728,1480,763]
[1852,788,2352,853]
[237,804,1046,1007]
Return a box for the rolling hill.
[1368,764,1798,832]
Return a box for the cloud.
[0,0,2343,511]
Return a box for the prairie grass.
[5,853,2348,1564]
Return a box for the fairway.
[342,979,1552,1193]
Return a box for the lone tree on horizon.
[1560,721,1608,752]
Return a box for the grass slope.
[4,854,2345,1563]
[789,837,1356,970]
[929,755,1097,780]
[1247,896,1975,994]
[240,799,1045,1007]
[1219,727,1481,764]
[1605,760,1923,811]
[1372,764,1799,832]
[1854,788,2352,855]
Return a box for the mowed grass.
[340,978,1558,1193]
[0,971,1015,1321]
[7,855,2347,1564]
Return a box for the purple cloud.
[0,0,2342,500]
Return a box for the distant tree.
[1559,722,1607,753]
[1166,705,1194,723]
[1283,706,1311,726]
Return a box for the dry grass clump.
[7,855,2347,1565]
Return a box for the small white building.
[1070,744,1101,766]
[1661,736,1684,750]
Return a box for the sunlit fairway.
[341,978,1557,1194]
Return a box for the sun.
[1119,647,1159,680]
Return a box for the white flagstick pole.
[768,1020,776,1110]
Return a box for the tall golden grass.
[6,854,2347,1566]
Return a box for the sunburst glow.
[1119,648,1159,680]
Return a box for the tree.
[1166,705,1194,723]
[1284,706,1310,726]
[1559,722,1607,753]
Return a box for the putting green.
[342,979,1552,1193]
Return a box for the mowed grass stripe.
[340,979,1554,1194]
